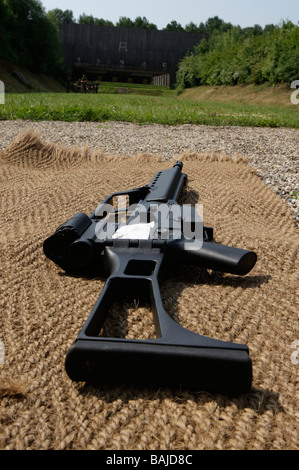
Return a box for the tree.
[204,16,225,33]
[116,16,134,28]
[164,20,184,31]
[185,22,200,33]
[77,14,114,26]
[47,8,75,26]
[93,18,114,27]
[0,0,14,61]
[1,0,63,75]
[263,24,275,34]
[78,13,96,24]
[116,16,157,29]
[202,16,233,33]
[133,16,157,29]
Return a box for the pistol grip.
[167,240,257,275]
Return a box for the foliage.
[164,20,184,32]
[78,14,114,27]
[47,8,75,26]
[0,0,64,75]
[116,16,157,29]
[176,21,299,89]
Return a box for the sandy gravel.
[0,120,298,225]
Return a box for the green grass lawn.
[1,91,298,128]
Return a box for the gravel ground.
[0,120,298,225]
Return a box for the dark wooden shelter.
[60,23,205,86]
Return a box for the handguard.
[43,161,257,394]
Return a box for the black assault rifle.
[43,161,257,394]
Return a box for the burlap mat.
[0,130,298,450]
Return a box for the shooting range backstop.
[60,24,205,86]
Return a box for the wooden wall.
[60,24,205,85]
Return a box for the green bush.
[176,21,299,89]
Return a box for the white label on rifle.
[112,222,156,240]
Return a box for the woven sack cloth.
[0,130,298,450]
